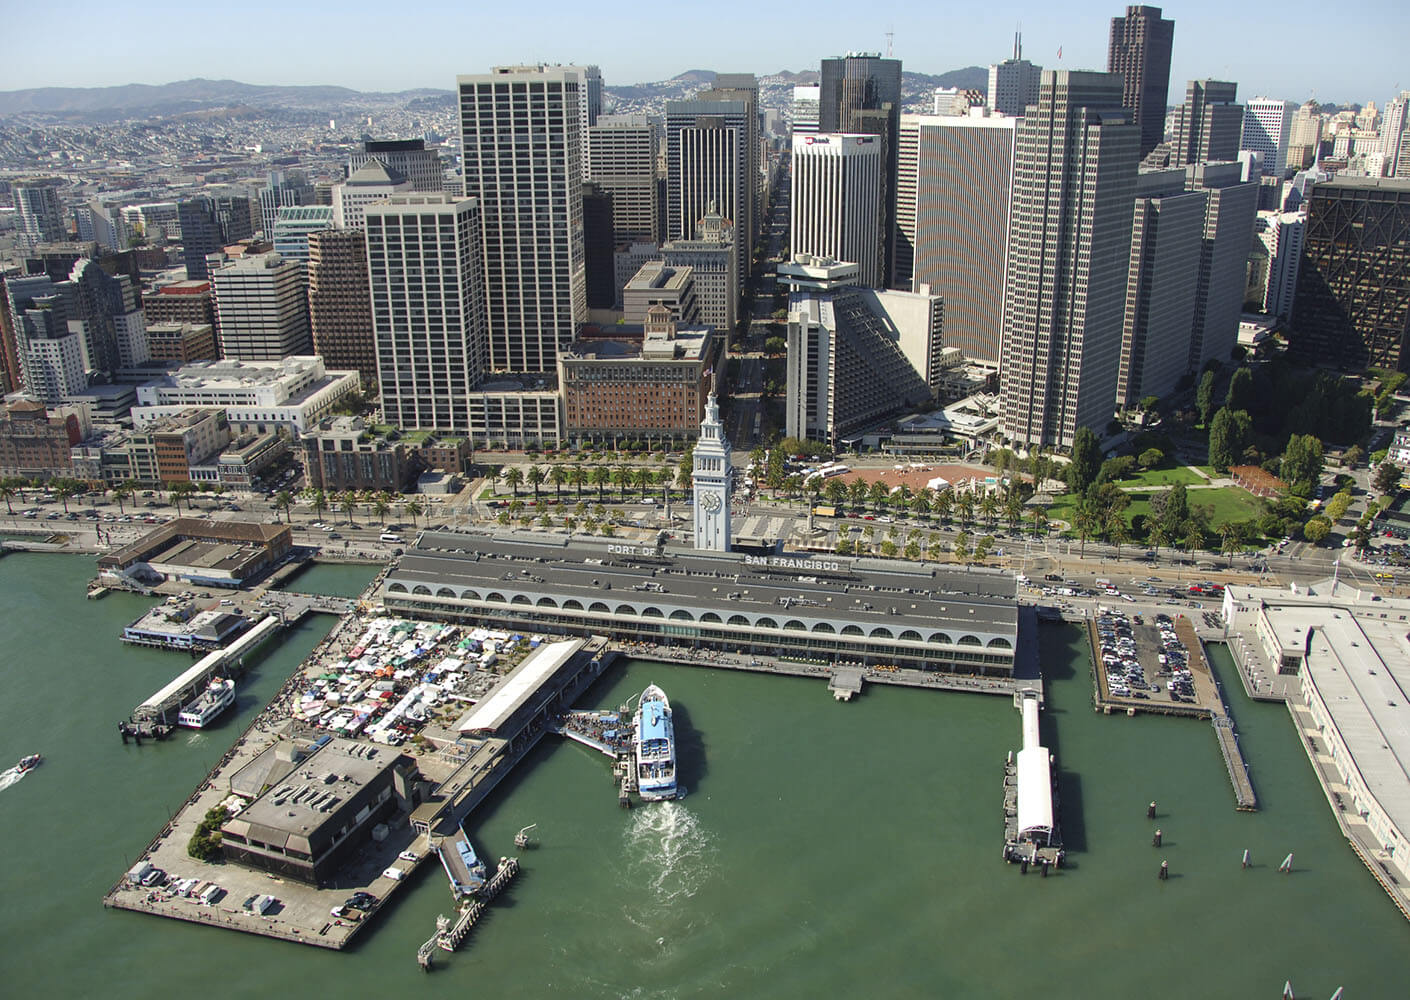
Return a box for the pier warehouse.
[99,518,292,589]
[220,737,416,886]
[383,530,1018,675]
[1224,583,1410,887]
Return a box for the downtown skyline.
[0,0,1404,107]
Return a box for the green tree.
[934,489,954,524]
[0,479,16,515]
[503,465,523,497]
[1067,426,1101,495]
[764,336,787,356]
[868,479,890,513]
[167,481,196,514]
[1280,434,1325,496]
[110,480,135,515]
[979,491,999,527]
[879,539,898,558]
[1374,461,1402,495]
[1207,407,1251,472]
[549,464,568,497]
[405,498,424,527]
[590,464,611,502]
[373,495,391,525]
[1151,484,1189,538]
[304,487,327,522]
[1302,515,1332,545]
[954,492,975,527]
[1225,367,1253,412]
[904,539,921,560]
[1139,395,1160,413]
[52,477,82,513]
[847,477,869,510]
[1196,369,1217,426]
[525,464,544,499]
[1073,499,1100,558]
[569,464,588,498]
[611,465,633,500]
[274,489,294,523]
[339,491,357,526]
[1138,447,1164,469]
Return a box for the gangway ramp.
[437,823,486,898]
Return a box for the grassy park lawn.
[1047,485,1267,537]
[1111,465,1209,488]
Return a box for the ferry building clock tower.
[692,385,733,552]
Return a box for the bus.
[380,533,403,543]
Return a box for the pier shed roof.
[454,638,585,735]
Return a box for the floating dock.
[120,615,281,739]
[1003,689,1064,871]
[417,857,520,970]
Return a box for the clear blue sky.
[3,0,1405,106]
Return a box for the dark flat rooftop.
[390,530,1018,635]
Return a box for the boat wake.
[0,768,27,792]
[623,801,716,907]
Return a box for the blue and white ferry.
[634,684,678,801]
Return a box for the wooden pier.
[416,858,520,969]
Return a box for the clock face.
[701,492,722,513]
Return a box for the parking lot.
[1091,608,1202,713]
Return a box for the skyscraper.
[1291,178,1410,372]
[894,113,1017,364]
[662,206,739,336]
[790,134,884,287]
[1185,161,1260,370]
[332,161,413,230]
[1286,101,1324,171]
[587,115,661,244]
[4,276,86,404]
[459,64,586,374]
[365,194,487,432]
[1383,92,1410,179]
[349,139,445,193]
[667,96,753,294]
[987,33,1042,117]
[270,206,334,264]
[562,65,603,181]
[1117,169,1206,409]
[1170,80,1242,167]
[257,171,311,237]
[307,228,377,387]
[210,253,312,360]
[1000,70,1138,449]
[13,181,66,249]
[1107,5,1175,160]
[818,54,903,285]
[178,195,255,280]
[1241,98,1297,177]
[792,86,821,139]
[75,201,126,252]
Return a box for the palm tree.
[526,464,544,500]
[590,464,611,502]
[954,530,970,563]
[824,478,848,508]
[274,490,294,523]
[339,491,358,526]
[954,492,975,528]
[635,466,654,500]
[657,468,674,505]
[1148,519,1169,561]
[549,464,568,497]
[909,490,931,521]
[373,495,392,525]
[933,490,954,524]
[53,477,82,513]
[405,498,424,527]
[611,465,633,501]
[167,481,196,515]
[1004,491,1025,532]
[503,466,523,497]
[867,480,890,513]
[1073,500,1100,559]
[1030,506,1049,539]
[569,464,588,499]
[1107,516,1130,559]
[0,479,19,515]
[308,488,327,522]
[979,492,999,528]
[109,481,134,516]
[847,478,868,511]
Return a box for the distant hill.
[0,78,447,118]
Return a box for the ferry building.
[382,530,1019,677]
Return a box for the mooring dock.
[417,857,521,970]
[436,823,487,898]
[119,615,282,739]
[551,707,644,806]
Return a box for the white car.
[398,850,419,862]
[382,866,405,881]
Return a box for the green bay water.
[0,554,1404,997]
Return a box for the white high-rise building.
[1256,210,1306,319]
[1000,70,1138,449]
[987,33,1042,117]
[561,65,603,181]
[210,253,312,360]
[790,134,884,287]
[1381,92,1410,179]
[332,160,413,230]
[1241,98,1297,176]
[792,85,821,139]
[365,194,487,433]
[691,388,732,552]
[459,65,586,374]
[13,182,65,249]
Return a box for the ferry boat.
[16,753,41,773]
[177,679,236,729]
[634,684,678,801]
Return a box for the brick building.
[0,399,85,479]
[301,416,423,493]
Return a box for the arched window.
[987,637,1013,649]
[727,614,750,627]
[412,585,431,596]
[701,612,723,624]
[930,632,953,645]
[841,624,864,636]
[784,619,806,631]
[589,601,610,614]
[486,592,506,603]
[615,604,636,616]
[812,622,836,633]
[642,606,665,618]
[536,597,557,608]
[669,609,693,621]
[756,617,779,630]
[899,629,922,642]
[958,634,982,646]
[511,594,532,605]
[387,583,407,594]
[563,599,584,611]
[870,626,894,640]
[437,587,456,598]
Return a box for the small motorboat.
[515,824,537,849]
[16,754,42,773]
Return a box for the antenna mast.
[886,25,894,58]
